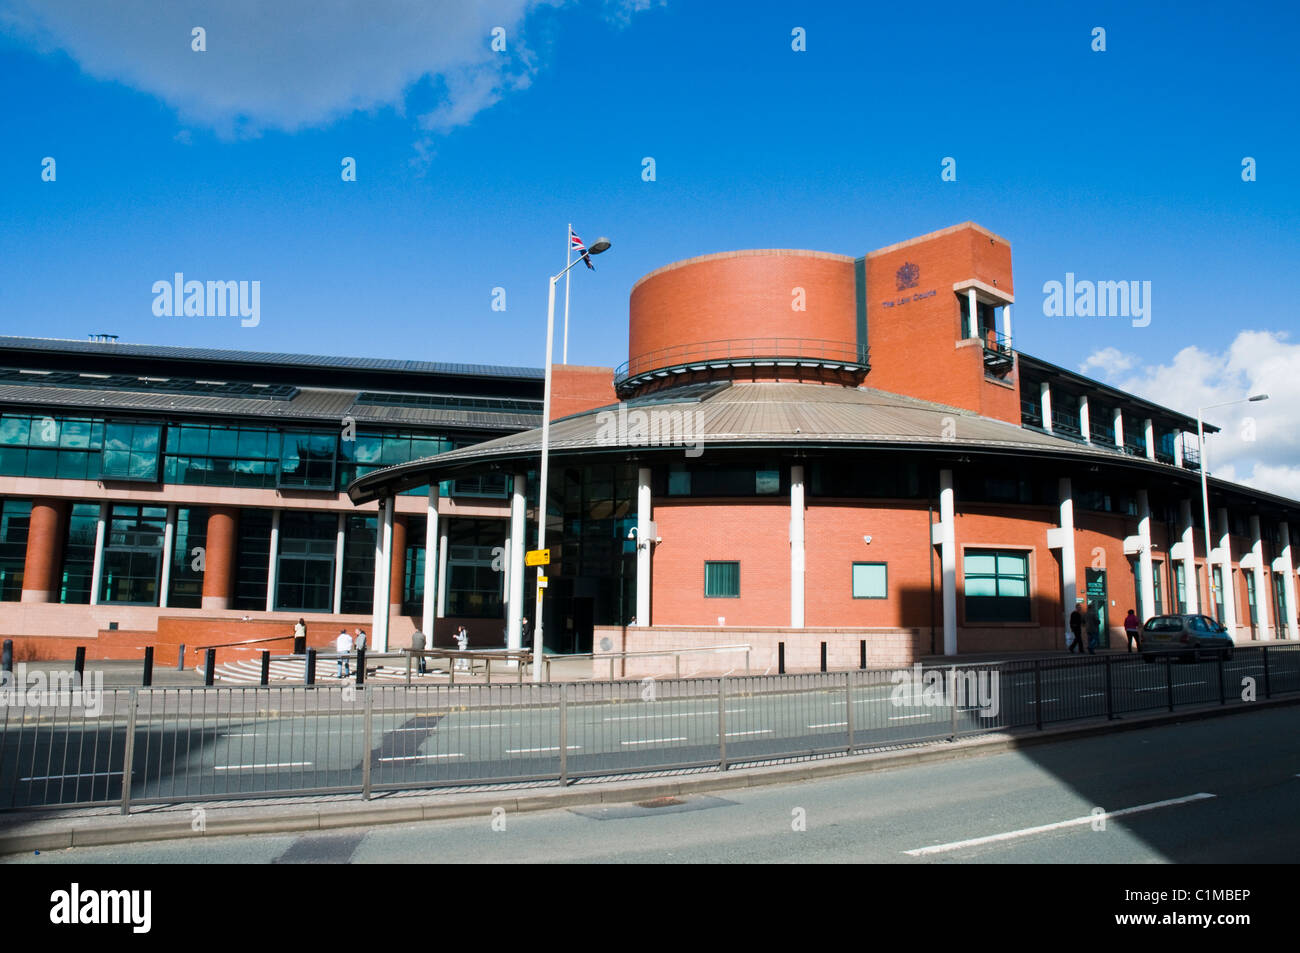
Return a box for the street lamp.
[533,233,611,681]
[1198,393,1268,623]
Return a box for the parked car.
[1140,613,1234,662]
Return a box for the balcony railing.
[614,338,870,392]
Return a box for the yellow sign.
[537,575,548,585]
[525,548,551,567]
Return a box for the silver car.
[1140,613,1234,662]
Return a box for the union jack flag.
[571,229,594,270]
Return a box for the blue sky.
[1,1,1298,492]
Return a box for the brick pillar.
[389,515,407,614]
[21,499,70,603]
[202,506,239,610]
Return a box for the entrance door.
[1086,568,1109,649]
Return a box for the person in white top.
[335,630,352,678]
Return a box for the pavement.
[1,691,1296,857]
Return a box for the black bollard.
[778,641,785,675]
[860,639,867,670]
[142,646,154,687]
[2,639,12,674]
[305,648,317,686]
[73,646,86,689]
[356,647,366,686]
[204,648,216,686]
[177,643,185,670]
[820,642,827,673]
[260,650,270,686]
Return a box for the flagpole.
[562,223,573,364]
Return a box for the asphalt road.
[2,651,1296,808]
[6,704,1297,863]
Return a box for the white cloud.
[1077,346,1136,378]
[0,1,575,146]
[1084,331,1300,502]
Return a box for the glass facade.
[340,515,377,615]
[233,509,273,610]
[0,414,104,481]
[60,503,99,604]
[100,505,166,604]
[164,424,278,488]
[275,512,336,611]
[168,507,208,608]
[0,499,31,601]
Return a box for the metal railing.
[614,338,870,387]
[1,645,1296,813]
[550,643,753,681]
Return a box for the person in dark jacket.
[411,629,427,674]
[1068,602,1087,653]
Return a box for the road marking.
[724,729,772,737]
[903,793,1217,856]
[1135,681,1206,692]
[1081,692,1105,698]
[20,770,124,781]
[505,745,582,754]
[888,713,936,721]
[1027,698,1060,704]
[378,753,465,762]
[213,762,312,771]
[222,732,259,737]
[604,710,742,722]
[620,737,686,746]
[807,721,848,729]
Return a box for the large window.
[168,507,208,608]
[1273,575,1288,636]
[277,430,336,489]
[100,505,166,604]
[164,424,278,488]
[101,422,162,482]
[0,414,104,481]
[1135,561,1165,617]
[665,463,782,498]
[704,561,740,598]
[1212,566,1226,622]
[275,512,336,612]
[852,562,888,599]
[60,503,99,604]
[0,499,31,601]
[964,550,1030,622]
[340,515,377,615]
[233,509,272,610]
[1174,563,1188,613]
[445,519,507,619]
[1245,573,1257,627]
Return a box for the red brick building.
[353,222,1300,667]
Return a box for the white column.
[1179,499,1198,613]
[436,524,449,618]
[1144,418,1156,461]
[333,513,345,615]
[1059,478,1077,641]
[1040,381,1053,433]
[265,508,280,613]
[1137,490,1155,622]
[88,502,108,606]
[966,288,977,339]
[1113,409,1124,450]
[159,504,176,609]
[636,466,652,626]
[1250,515,1270,640]
[1001,303,1012,344]
[422,484,439,638]
[1173,433,1184,468]
[506,473,526,650]
[377,494,390,650]
[1279,522,1299,640]
[938,469,957,656]
[1217,508,1237,641]
[370,499,386,641]
[790,464,805,628]
[1079,396,1091,444]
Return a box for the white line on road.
[505,746,582,754]
[807,721,848,729]
[724,729,773,737]
[603,710,742,722]
[20,771,124,781]
[1135,682,1206,692]
[213,762,312,771]
[888,713,937,721]
[620,737,687,746]
[378,754,465,762]
[903,793,1217,856]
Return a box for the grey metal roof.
[0,336,543,381]
[0,383,538,432]
[352,380,1283,504]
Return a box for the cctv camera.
[863,535,872,544]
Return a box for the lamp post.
[1198,393,1268,621]
[534,234,611,681]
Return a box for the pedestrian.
[354,628,367,653]
[293,617,307,655]
[411,629,427,675]
[1085,604,1100,654]
[335,629,352,678]
[1124,609,1141,653]
[454,624,469,671]
[520,616,531,648]
[1068,602,1087,654]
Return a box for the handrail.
[614,338,868,385]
